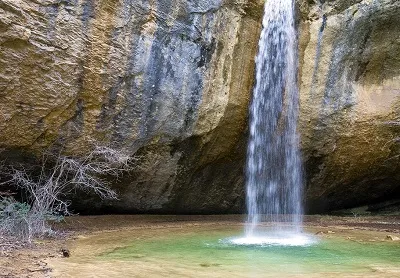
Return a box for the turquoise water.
[99,227,400,276]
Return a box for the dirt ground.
[1,214,399,278]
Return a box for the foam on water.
[229,233,317,247]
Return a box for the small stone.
[60,248,70,257]
[327,231,335,234]
[385,235,400,241]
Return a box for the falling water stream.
[241,0,305,244]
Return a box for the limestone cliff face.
[299,0,400,212]
[0,0,264,213]
[0,0,399,213]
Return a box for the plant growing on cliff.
[0,146,133,243]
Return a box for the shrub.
[0,146,133,242]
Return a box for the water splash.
[230,233,315,247]
[245,0,303,238]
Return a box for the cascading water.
[243,0,304,242]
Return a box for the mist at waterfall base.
[230,0,314,247]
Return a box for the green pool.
[49,224,400,277]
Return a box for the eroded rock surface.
[299,0,400,212]
[0,0,399,213]
[0,0,263,213]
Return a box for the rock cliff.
[0,0,399,213]
[0,0,264,213]
[299,0,400,212]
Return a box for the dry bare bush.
[0,146,134,242]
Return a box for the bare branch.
[0,145,136,242]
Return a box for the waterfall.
[245,0,302,236]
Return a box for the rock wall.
[0,0,399,213]
[0,0,264,213]
[299,0,400,212]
